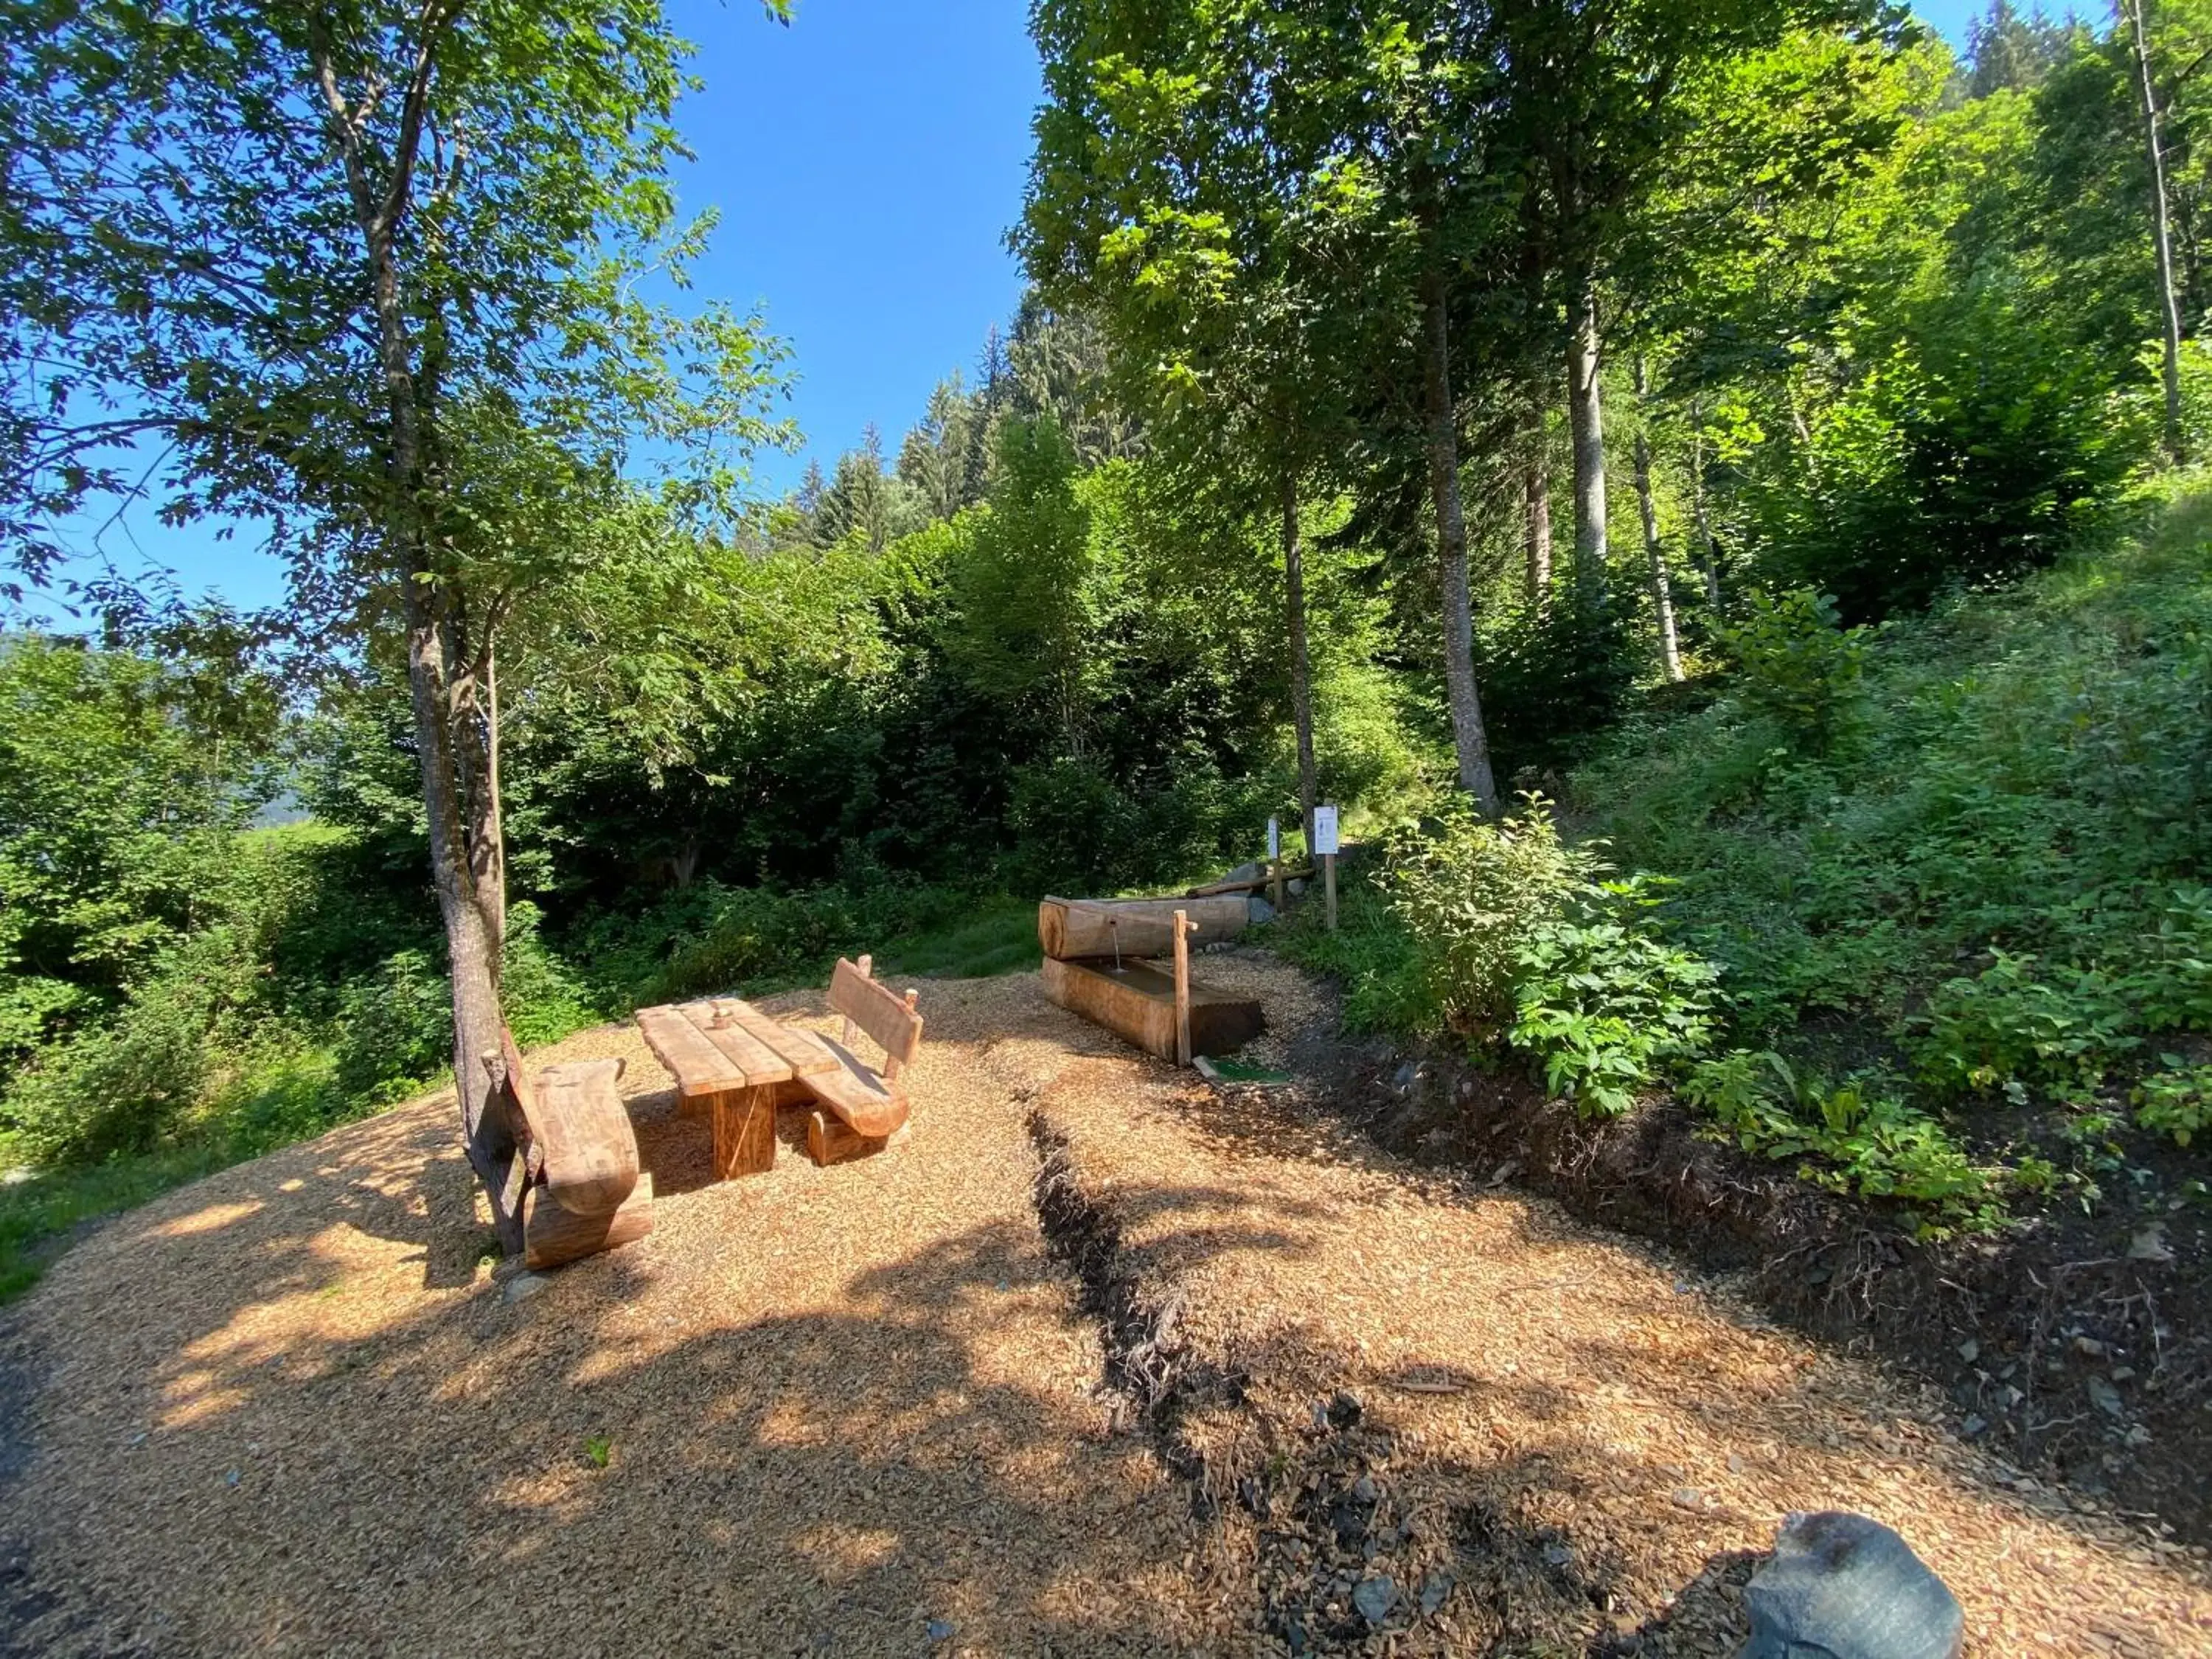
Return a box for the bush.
[1723,588,1867,751]
[1475,597,1641,780]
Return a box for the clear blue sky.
[42,0,1992,617]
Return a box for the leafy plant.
[2133,1056,2212,1147]
[1509,879,1724,1118]
[1683,1051,2003,1235]
[583,1435,613,1470]
[1723,588,1867,751]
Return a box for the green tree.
[1,0,792,1248]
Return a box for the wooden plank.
[529,1057,640,1217]
[1037,895,1249,961]
[1041,955,1264,1061]
[523,1172,654,1271]
[728,1002,841,1077]
[827,957,924,1066]
[636,1004,747,1097]
[710,1083,779,1180]
[692,999,790,1085]
[799,1037,910,1137]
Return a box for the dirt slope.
[1,959,2205,1657]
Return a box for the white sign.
[1312,805,1340,857]
[1267,816,1280,859]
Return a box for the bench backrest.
[830,955,923,1074]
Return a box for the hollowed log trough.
[1037,896,1264,1065]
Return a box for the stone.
[1739,1511,1963,1659]
[1225,861,1262,886]
[1418,1569,1455,1615]
[1248,895,1276,925]
[1287,878,1307,897]
[926,1620,956,1643]
[1955,1338,1979,1363]
[1353,1574,1397,1627]
[504,1271,552,1305]
[2129,1225,2174,1264]
[1326,1391,1363,1429]
[2088,1374,2126,1419]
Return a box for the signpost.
[1312,804,1340,931]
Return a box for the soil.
[0,956,2205,1657]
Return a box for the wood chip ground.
[0,960,2205,1656]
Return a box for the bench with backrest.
[796,955,924,1165]
[485,1026,654,1270]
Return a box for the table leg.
[710,1083,778,1179]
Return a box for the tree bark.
[1632,358,1683,682]
[1565,282,1608,605]
[1524,391,1553,606]
[2129,0,2188,462]
[314,19,521,1254]
[1419,270,1499,811]
[1688,422,1722,609]
[1281,466,1319,853]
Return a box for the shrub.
[1723,588,1867,751]
[1475,597,1641,780]
[1509,877,1724,1118]
[2134,1056,2212,1147]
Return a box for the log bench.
[487,1027,655,1270]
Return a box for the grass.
[0,1142,240,1304]
[874,895,1044,980]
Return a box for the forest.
[4,0,2211,1290]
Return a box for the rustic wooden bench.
[795,955,924,1166]
[485,1027,654,1270]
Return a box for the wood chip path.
[0,959,2205,1657]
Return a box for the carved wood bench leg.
[711,1082,779,1180]
[806,1109,888,1167]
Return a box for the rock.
[2088,1374,2126,1419]
[1225,861,1262,886]
[504,1271,552,1305]
[926,1619,956,1643]
[2129,1225,2175,1264]
[1961,1415,1988,1439]
[1739,1511,1963,1659]
[1955,1338,1979,1363]
[1248,894,1276,925]
[1671,1487,1710,1512]
[1352,1474,1378,1503]
[1327,1391,1363,1429]
[1418,1569,1455,1615]
[2073,1335,2107,1359]
[1287,878,1307,897]
[1353,1574,1398,1627]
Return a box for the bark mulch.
[0,959,2205,1657]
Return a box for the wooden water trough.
[1038,895,1264,1065]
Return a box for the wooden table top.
[636,997,839,1098]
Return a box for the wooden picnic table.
[635,997,840,1179]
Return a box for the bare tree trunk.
[1632,358,1684,682]
[2129,0,2188,462]
[1524,391,1553,605]
[1282,467,1319,852]
[316,19,520,1254]
[1688,422,1722,609]
[1565,282,1608,605]
[1420,269,1499,811]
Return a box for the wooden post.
[1270,853,1285,913]
[711,1082,778,1180]
[1324,852,1338,931]
[1172,909,1193,1068]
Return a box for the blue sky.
[43,0,1990,616]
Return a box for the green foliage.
[1723,590,1868,751]
[1509,879,1724,1119]
[2134,1056,2212,1147]
[1475,598,1641,780]
[1681,1050,2003,1235]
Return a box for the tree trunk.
[1688,422,1722,609]
[1565,282,1608,605]
[316,23,521,1254]
[1419,270,1499,811]
[1632,358,1683,683]
[2129,0,2188,462]
[1524,392,1553,606]
[1281,467,1319,852]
